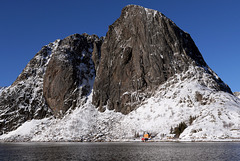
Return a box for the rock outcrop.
[234,92,240,99]
[92,5,232,114]
[43,33,103,117]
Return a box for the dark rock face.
[43,34,103,117]
[92,5,232,114]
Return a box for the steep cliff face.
[92,5,232,114]
[0,33,103,134]
[43,34,103,117]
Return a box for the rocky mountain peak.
[0,33,103,134]
[92,5,231,114]
[43,33,103,117]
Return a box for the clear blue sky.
[0,0,239,92]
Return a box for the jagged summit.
[123,5,166,19]
[93,4,231,114]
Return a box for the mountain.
[0,5,239,141]
[0,33,103,134]
[92,5,232,114]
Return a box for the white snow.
[144,7,160,18]
[0,87,5,95]
[0,65,240,142]
[0,118,51,141]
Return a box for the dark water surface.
[0,142,239,161]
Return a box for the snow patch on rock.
[234,92,240,99]
[0,40,61,134]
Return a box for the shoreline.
[1,139,240,143]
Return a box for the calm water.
[0,142,239,161]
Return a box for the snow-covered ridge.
[0,39,60,134]
[0,87,5,94]
[1,65,239,142]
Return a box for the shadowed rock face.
[43,34,103,117]
[92,5,232,114]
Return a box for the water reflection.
[0,142,239,161]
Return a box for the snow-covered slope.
[0,40,59,134]
[0,87,5,94]
[1,65,239,142]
